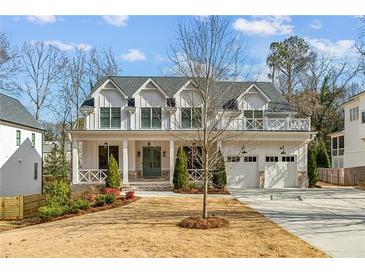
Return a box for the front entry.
[143,146,161,177]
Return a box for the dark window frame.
[34,162,38,180]
[16,130,21,146]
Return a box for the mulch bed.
[8,197,140,230]
[178,216,229,229]
[173,188,230,194]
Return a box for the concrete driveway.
[230,188,365,258]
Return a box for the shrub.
[94,195,106,206]
[212,149,227,189]
[45,179,71,207]
[308,143,318,186]
[70,198,90,211]
[102,187,121,198]
[44,144,69,180]
[181,181,196,191]
[38,205,64,220]
[173,146,189,189]
[104,193,116,204]
[316,138,331,168]
[125,191,135,199]
[106,154,121,189]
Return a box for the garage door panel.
[265,156,297,188]
[226,157,259,188]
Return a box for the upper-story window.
[141,107,161,129]
[350,107,359,121]
[244,110,264,129]
[16,130,21,146]
[362,111,365,124]
[332,135,344,156]
[244,110,263,119]
[31,133,35,147]
[100,107,121,128]
[181,108,202,128]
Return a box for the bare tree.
[0,33,19,93]
[169,16,247,218]
[17,41,68,121]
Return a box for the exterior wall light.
[241,145,247,154]
[280,145,286,154]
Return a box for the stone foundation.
[297,172,308,188]
[259,171,265,188]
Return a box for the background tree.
[106,154,121,189]
[308,144,318,187]
[0,32,19,93]
[316,138,331,168]
[173,146,189,189]
[17,41,68,121]
[266,36,312,103]
[44,144,68,180]
[212,148,227,189]
[169,16,246,218]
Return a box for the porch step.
[122,181,173,191]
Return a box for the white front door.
[264,156,297,188]
[227,156,259,188]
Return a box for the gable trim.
[237,83,271,102]
[90,78,128,98]
[132,78,169,98]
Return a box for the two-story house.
[68,76,314,189]
[0,93,43,196]
[329,91,365,185]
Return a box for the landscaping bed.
[173,188,230,194]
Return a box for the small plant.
[102,187,121,198]
[173,146,189,189]
[95,195,106,206]
[104,193,116,204]
[45,179,71,207]
[70,198,90,211]
[106,154,121,189]
[38,205,64,220]
[182,181,196,191]
[125,191,135,200]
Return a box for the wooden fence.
[0,194,45,220]
[318,168,345,185]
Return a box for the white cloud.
[233,16,294,36]
[121,49,146,62]
[306,38,357,59]
[154,54,166,62]
[44,40,92,51]
[102,16,128,27]
[26,15,57,24]
[309,20,322,29]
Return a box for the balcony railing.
[218,117,310,131]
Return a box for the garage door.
[226,156,259,188]
[264,156,297,188]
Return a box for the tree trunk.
[203,159,209,219]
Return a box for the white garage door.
[264,156,297,188]
[226,156,259,188]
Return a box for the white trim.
[236,83,271,103]
[90,78,128,99]
[132,78,169,98]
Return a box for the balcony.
[218,117,311,131]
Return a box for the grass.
[0,197,328,258]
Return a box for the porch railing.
[219,117,310,131]
[187,169,213,182]
[78,169,122,184]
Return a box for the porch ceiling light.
[280,145,286,154]
[103,142,108,148]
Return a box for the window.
[362,111,365,124]
[265,156,278,162]
[332,135,344,157]
[98,146,119,169]
[282,156,295,162]
[244,110,264,129]
[31,133,35,147]
[244,156,257,162]
[167,98,176,107]
[183,146,203,169]
[34,163,38,180]
[227,156,240,162]
[141,107,161,129]
[181,108,202,128]
[16,130,21,146]
[350,107,359,121]
[100,107,121,128]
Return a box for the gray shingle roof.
[84,76,294,112]
[0,93,43,130]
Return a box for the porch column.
[169,140,175,183]
[122,140,129,183]
[72,140,79,184]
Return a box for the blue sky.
[0,15,361,81]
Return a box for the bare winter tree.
[0,33,19,93]
[17,41,68,121]
[169,16,248,218]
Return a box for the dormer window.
[127,98,135,107]
[167,98,176,107]
[100,107,121,128]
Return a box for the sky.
[0,15,362,120]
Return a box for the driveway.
[230,188,365,258]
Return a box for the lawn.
[0,197,327,258]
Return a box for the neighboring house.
[329,91,365,184]
[0,93,43,196]
[68,76,314,189]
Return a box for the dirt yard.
[0,197,327,258]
